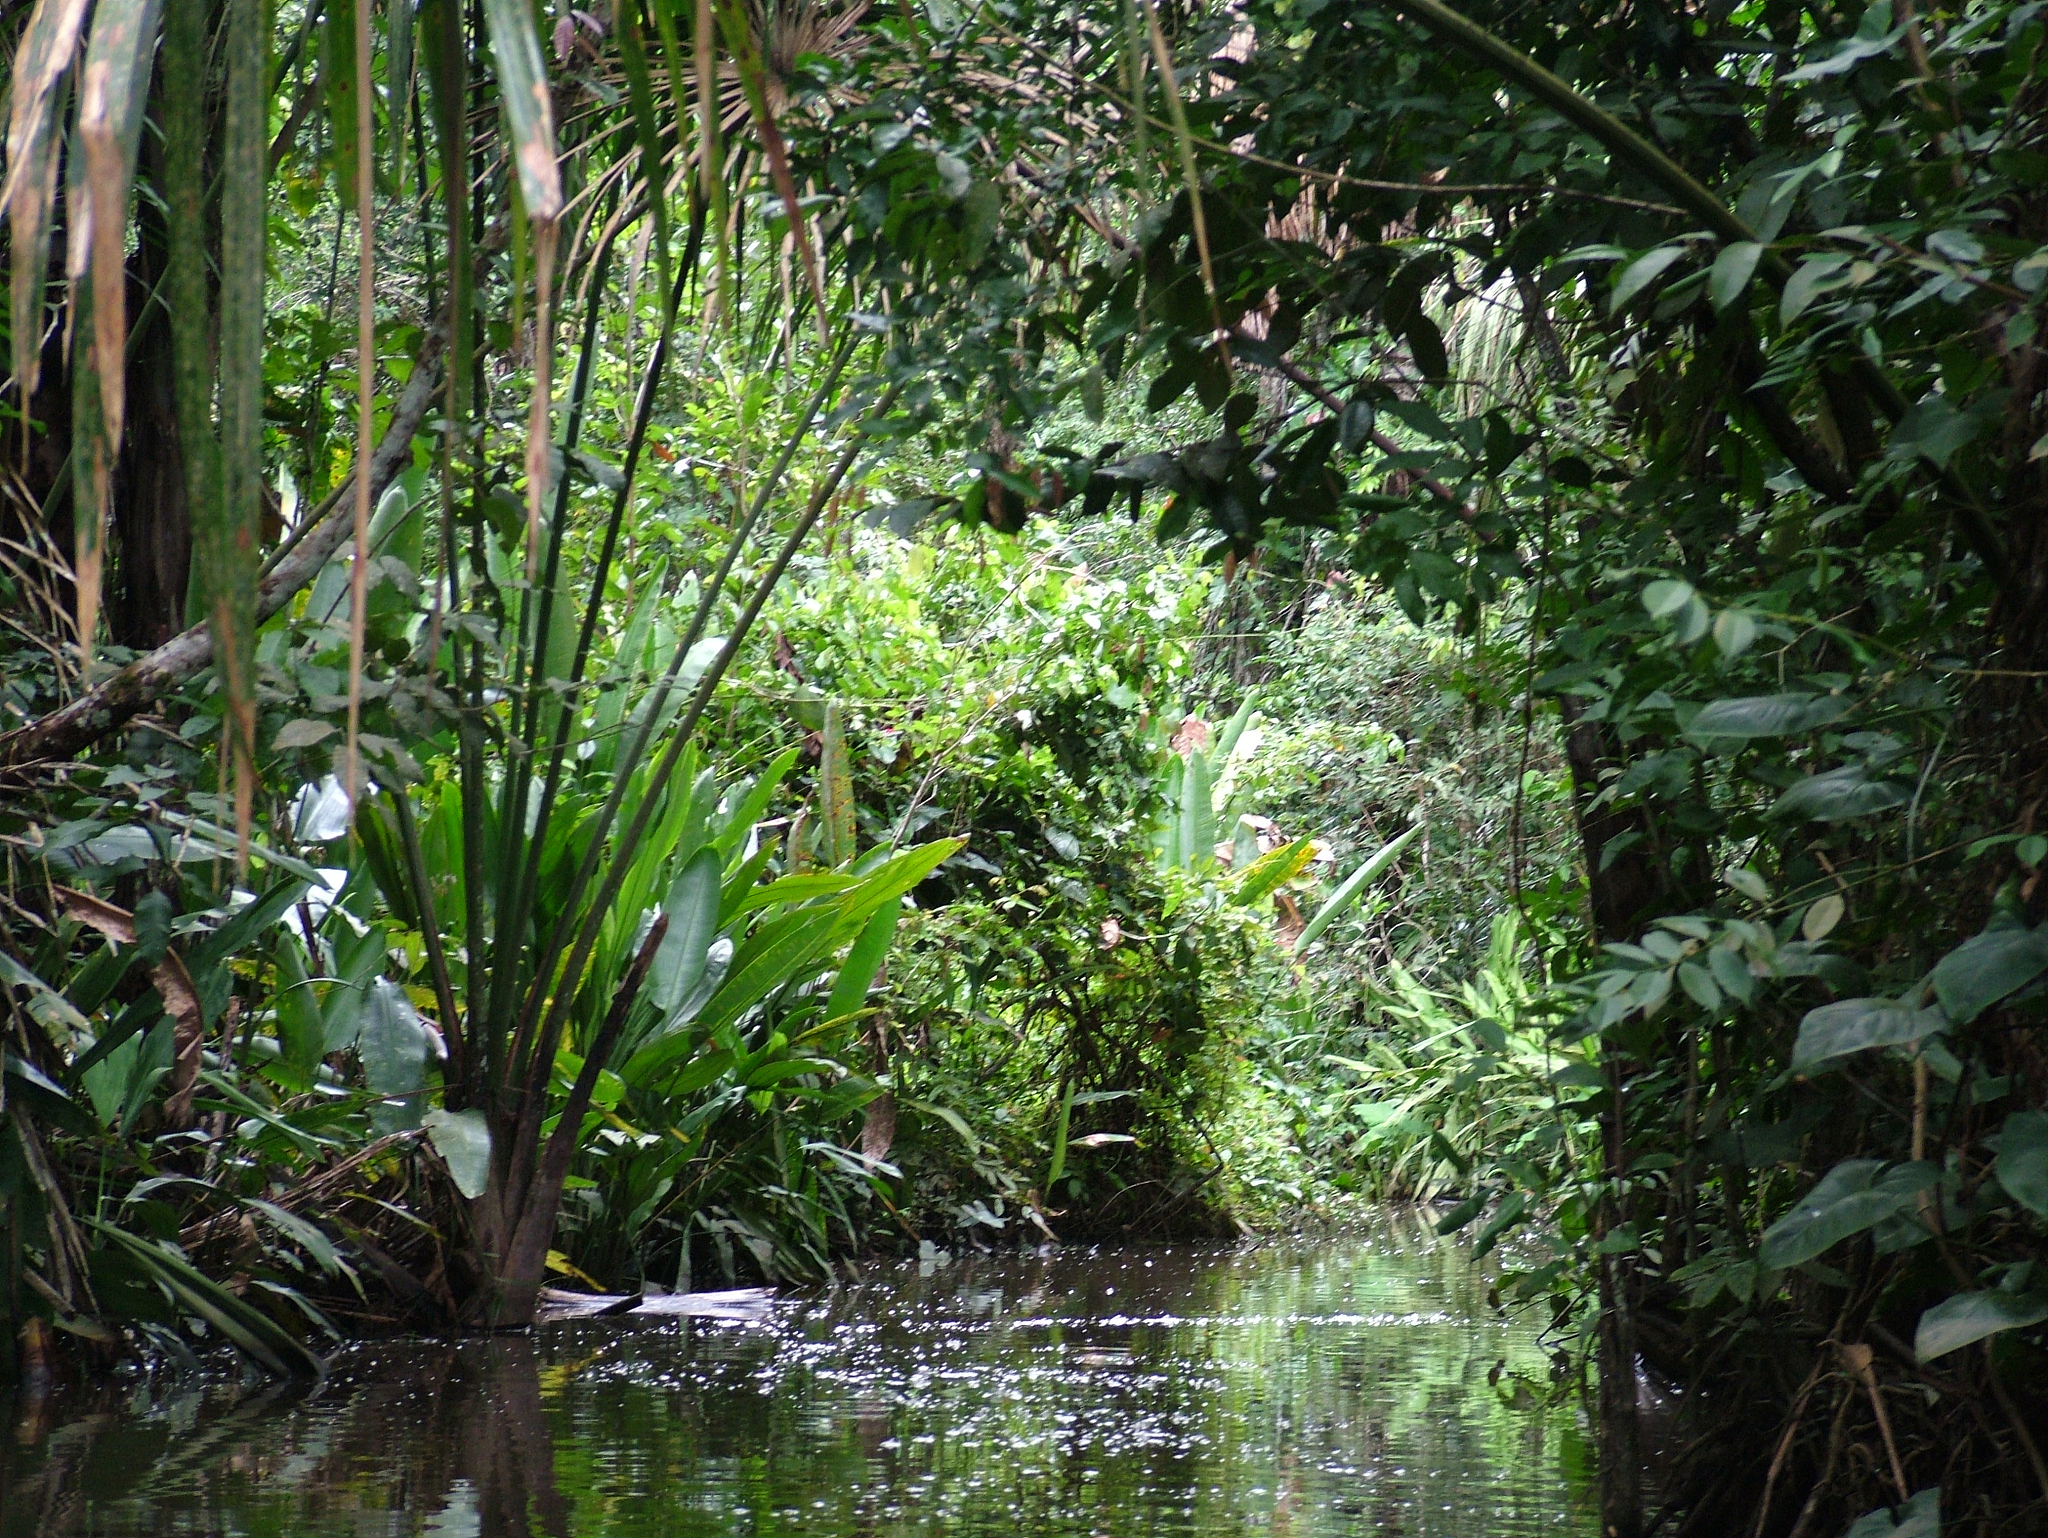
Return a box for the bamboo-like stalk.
[345,0,378,819]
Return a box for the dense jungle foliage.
[3,0,2047,1532]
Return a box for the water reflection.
[3,1217,1595,1536]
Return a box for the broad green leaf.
[1930,926,2048,1024]
[1841,1488,1940,1538]
[649,848,725,1015]
[1471,1190,1528,1259]
[271,937,328,1084]
[359,978,429,1130]
[1686,693,1847,741]
[1802,893,1845,941]
[1725,866,1771,902]
[1611,246,1688,312]
[1772,766,1909,821]
[1709,945,1757,1003]
[1710,608,1758,658]
[1641,579,1695,619]
[1708,241,1763,311]
[1915,1291,2048,1362]
[1759,1158,1936,1268]
[1886,394,1984,470]
[422,1108,493,1199]
[1994,1110,2048,1217]
[1677,961,1721,1010]
[1792,997,1943,1071]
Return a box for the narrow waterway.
[3,1217,1595,1536]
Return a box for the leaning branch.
[0,332,446,772]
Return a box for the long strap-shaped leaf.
[1,0,90,404]
[344,0,378,815]
[480,0,565,572]
[63,0,164,675]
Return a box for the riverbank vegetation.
[3,0,2046,1533]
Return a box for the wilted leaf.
[273,718,339,751]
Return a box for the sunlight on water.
[2,1217,1596,1536]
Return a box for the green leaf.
[1708,241,1764,311]
[1841,1488,1940,1538]
[1710,608,1758,658]
[1915,1291,2048,1362]
[272,718,338,751]
[1759,1159,1936,1268]
[1233,837,1314,905]
[824,904,898,1025]
[1802,894,1845,941]
[1611,246,1688,312]
[1930,926,2048,1025]
[1772,766,1909,821]
[649,848,726,1018]
[1995,1110,2048,1217]
[1686,693,1847,741]
[1677,960,1722,1010]
[1779,254,1851,324]
[1886,394,1984,470]
[1434,1192,1485,1235]
[1792,998,1944,1071]
[1471,1190,1528,1259]
[1641,578,1695,618]
[421,1108,493,1200]
[86,1219,323,1376]
[358,978,429,1130]
[1296,823,1421,953]
[1709,945,1757,1003]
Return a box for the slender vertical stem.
[345,0,377,818]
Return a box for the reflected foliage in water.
[4,1221,1594,1536]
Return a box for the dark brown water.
[2,1220,1595,1536]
